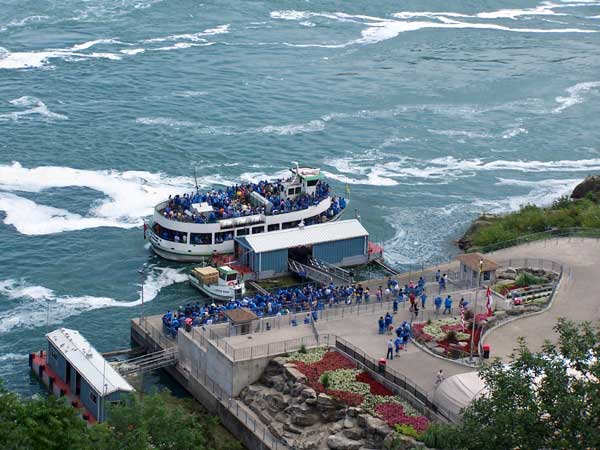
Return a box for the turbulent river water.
[1,0,599,394]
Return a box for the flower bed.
[286,349,430,432]
[413,314,489,357]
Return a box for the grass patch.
[464,195,600,251]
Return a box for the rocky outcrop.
[455,214,496,250]
[240,357,403,450]
[571,175,600,200]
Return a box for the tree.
[455,318,600,450]
[0,383,241,450]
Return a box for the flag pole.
[469,258,483,362]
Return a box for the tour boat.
[188,265,246,301]
[148,164,347,262]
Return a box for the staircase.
[114,348,178,376]
[288,258,351,286]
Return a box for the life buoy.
[227,280,236,287]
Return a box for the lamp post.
[469,258,484,362]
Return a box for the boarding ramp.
[247,280,269,295]
[288,258,350,286]
[372,258,400,275]
[307,256,352,284]
[113,348,178,376]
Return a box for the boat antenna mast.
[193,167,200,196]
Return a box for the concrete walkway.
[484,237,600,359]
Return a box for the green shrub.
[321,372,330,389]
[394,424,421,439]
[515,272,545,287]
[299,343,307,354]
[419,422,459,449]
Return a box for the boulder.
[343,417,356,429]
[347,407,362,418]
[433,346,446,356]
[288,404,319,427]
[383,433,424,450]
[497,267,518,280]
[240,384,262,403]
[327,433,363,450]
[284,366,307,384]
[265,391,288,411]
[301,387,317,399]
[317,393,336,408]
[343,427,363,441]
[283,422,303,434]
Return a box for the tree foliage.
[0,385,242,450]
[455,319,600,449]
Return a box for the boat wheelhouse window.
[268,224,280,232]
[306,179,319,187]
[252,226,264,234]
[282,220,300,230]
[294,187,302,194]
[190,233,212,245]
[220,273,237,282]
[90,392,98,404]
[236,228,249,236]
[287,188,294,196]
[215,231,234,243]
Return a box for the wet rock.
[283,422,303,434]
[327,433,363,450]
[317,393,336,408]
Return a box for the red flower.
[375,403,430,433]
[327,390,363,406]
[355,372,394,396]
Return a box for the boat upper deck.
[156,178,337,224]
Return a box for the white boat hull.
[188,274,246,301]
[149,199,347,262]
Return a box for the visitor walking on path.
[438,276,446,294]
[393,298,398,314]
[420,292,427,309]
[386,339,394,360]
[434,295,442,315]
[436,369,444,385]
[443,295,453,315]
[378,316,385,334]
[435,269,441,282]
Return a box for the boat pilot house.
[234,219,369,279]
[45,328,134,423]
[455,253,499,287]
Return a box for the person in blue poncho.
[420,292,427,309]
[443,295,453,315]
[378,316,385,334]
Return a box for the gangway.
[373,258,400,275]
[307,256,352,284]
[289,259,350,286]
[113,348,178,376]
[247,281,269,295]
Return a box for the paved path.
[484,237,600,359]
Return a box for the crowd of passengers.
[152,196,347,244]
[161,179,333,223]
[161,278,426,337]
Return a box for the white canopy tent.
[433,371,487,418]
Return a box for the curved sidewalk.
[484,237,600,360]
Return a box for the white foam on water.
[270,3,597,49]
[136,116,327,136]
[0,162,193,235]
[0,353,27,362]
[120,48,145,55]
[0,268,188,334]
[326,155,600,186]
[473,177,582,213]
[300,21,316,27]
[5,15,50,28]
[428,129,493,139]
[502,127,528,139]
[553,81,600,113]
[0,96,67,121]
[143,24,229,43]
[257,120,325,135]
[0,38,124,70]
